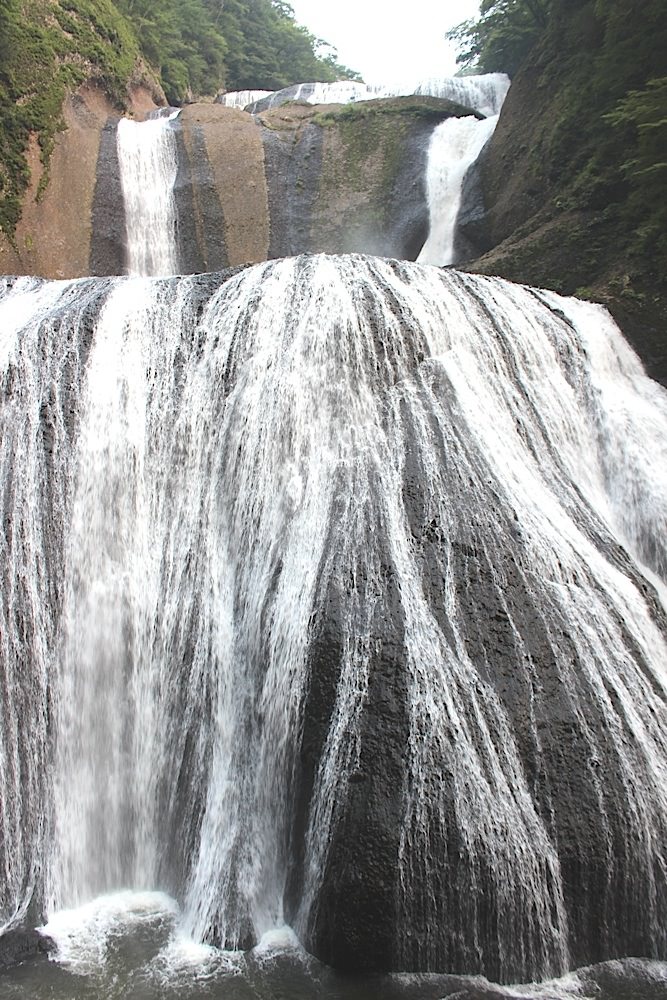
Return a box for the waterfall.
[417,114,498,266]
[116,112,180,277]
[411,73,510,116]
[241,73,510,117]
[0,274,115,931]
[1,256,667,982]
[217,89,273,109]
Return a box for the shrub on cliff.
[0,0,144,238]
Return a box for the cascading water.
[417,114,498,266]
[411,73,510,116]
[1,255,667,987]
[116,112,180,277]
[240,73,510,117]
[217,89,273,109]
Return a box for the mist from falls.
[1,256,667,983]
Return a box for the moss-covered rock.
[0,0,162,241]
[279,97,473,262]
[312,95,482,127]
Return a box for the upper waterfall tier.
[116,112,180,277]
[95,95,497,279]
[418,114,499,266]
[1,256,666,981]
[220,73,511,118]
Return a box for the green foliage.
[115,0,227,103]
[447,0,551,76]
[604,76,667,257]
[211,0,361,91]
[0,0,142,238]
[605,77,667,181]
[537,1,667,251]
[466,0,667,343]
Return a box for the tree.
[207,0,361,91]
[446,0,551,76]
[116,0,227,101]
[605,76,667,253]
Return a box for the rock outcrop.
[1,95,475,279]
[0,83,163,280]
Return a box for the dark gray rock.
[453,144,494,264]
[248,84,311,114]
[0,928,55,970]
[173,121,229,273]
[262,121,324,260]
[89,117,126,276]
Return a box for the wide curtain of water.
[1,257,666,996]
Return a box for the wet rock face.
[0,84,162,281]
[248,83,308,114]
[165,99,454,270]
[173,121,227,275]
[3,97,467,278]
[89,119,126,276]
[289,559,410,974]
[270,262,667,980]
[258,98,465,264]
[261,119,325,260]
[454,147,493,264]
[292,470,667,978]
[0,929,55,970]
[175,104,270,270]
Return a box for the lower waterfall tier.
[1,255,666,982]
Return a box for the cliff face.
[5,96,471,278]
[465,0,667,385]
[0,84,160,280]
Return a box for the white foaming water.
[49,280,185,907]
[411,73,510,117]
[117,112,180,276]
[0,275,109,933]
[237,73,510,117]
[539,291,667,583]
[41,890,178,974]
[145,930,243,987]
[218,89,272,109]
[1,257,667,982]
[252,925,302,957]
[418,114,498,266]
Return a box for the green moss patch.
[313,95,480,127]
[0,0,144,239]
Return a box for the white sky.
[289,1,481,85]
